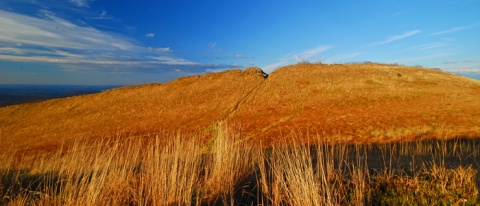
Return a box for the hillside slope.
[1,63,480,154]
[229,63,480,143]
[0,68,266,153]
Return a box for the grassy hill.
[230,63,480,143]
[2,63,480,205]
[1,63,480,154]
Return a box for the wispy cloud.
[443,61,458,64]
[372,30,421,45]
[0,9,238,73]
[84,10,114,21]
[263,45,333,73]
[0,47,25,55]
[295,45,333,61]
[430,23,480,36]
[464,60,480,63]
[147,56,197,66]
[146,33,155,37]
[234,54,254,59]
[208,42,217,48]
[394,43,444,53]
[0,9,138,51]
[394,53,449,63]
[206,41,223,53]
[324,52,365,63]
[448,67,480,74]
[148,47,172,53]
[391,8,414,17]
[443,60,480,65]
[210,54,254,60]
[442,59,480,74]
[70,0,91,7]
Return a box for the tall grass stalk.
[1,126,479,205]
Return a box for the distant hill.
[0,85,120,107]
[1,63,480,155]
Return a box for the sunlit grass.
[1,124,479,205]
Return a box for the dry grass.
[0,68,267,155]
[0,123,258,205]
[1,63,480,205]
[233,63,480,143]
[1,63,480,155]
[1,125,479,205]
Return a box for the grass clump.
[371,165,478,205]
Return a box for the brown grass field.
[1,63,480,153]
[1,63,480,205]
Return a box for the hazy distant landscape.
[0,85,121,107]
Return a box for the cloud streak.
[0,9,138,51]
[148,47,172,53]
[393,43,444,53]
[393,53,449,63]
[372,30,421,45]
[234,54,254,59]
[442,60,480,74]
[0,9,238,74]
[448,67,480,74]
[430,23,480,36]
[263,45,333,73]
[70,0,91,7]
[324,52,365,63]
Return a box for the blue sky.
[0,0,479,85]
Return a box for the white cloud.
[70,0,91,7]
[293,56,303,63]
[209,42,217,48]
[443,61,458,64]
[393,53,449,63]
[263,45,333,73]
[0,9,138,51]
[148,56,197,65]
[295,45,333,60]
[464,60,480,63]
[0,47,25,55]
[448,67,480,74]
[0,9,239,73]
[146,33,155,37]
[263,61,287,73]
[206,68,229,73]
[148,47,172,53]
[324,52,365,63]
[394,43,444,53]
[90,10,112,20]
[444,60,480,74]
[430,23,480,36]
[234,54,253,59]
[373,30,421,45]
[207,41,222,53]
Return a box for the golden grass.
[233,63,480,143]
[1,125,479,205]
[2,63,480,155]
[0,68,267,154]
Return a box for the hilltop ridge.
[1,63,480,154]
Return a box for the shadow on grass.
[1,138,480,205]
[0,169,62,204]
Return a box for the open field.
[1,124,480,205]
